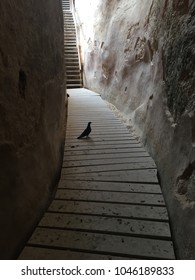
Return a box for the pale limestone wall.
[0,0,66,258]
[75,0,195,259]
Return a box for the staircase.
[62,0,82,88]
[62,0,70,10]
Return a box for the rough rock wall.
[0,0,66,259]
[75,0,195,259]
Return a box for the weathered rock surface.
[0,0,66,259]
[75,0,195,259]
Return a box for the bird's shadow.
[77,137,94,143]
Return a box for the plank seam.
[37,225,172,241]
[47,210,169,223]
[54,198,166,207]
[59,179,160,185]
[57,188,161,195]
[25,244,173,260]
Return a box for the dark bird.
[77,122,92,139]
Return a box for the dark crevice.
[18,69,27,99]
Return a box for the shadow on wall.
[0,0,66,259]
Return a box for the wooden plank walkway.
[19,88,175,260]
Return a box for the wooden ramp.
[19,88,175,260]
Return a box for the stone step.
[67,80,82,84]
[64,50,78,53]
[65,42,77,45]
[64,41,76,44]
[64,51,78,54]
[66,62,79,69]
[65,33,76,36]
[64,40,76,42]
[67,76,81,80]
[64,28,75,30]
[64,30,75,33]
[67,72,81,76]
[65,53,78,56]
[64,38,76,41]
[67,68,80,71]
[64,19,74,21]
[64,23,74,26]
[65,38,76,41]
[64,47,77,50]
[66,56,79,60]
[66,61,79,64]
[64,24,74,27]
[67,72,80,77]
[67,74,81,78]
[65,57,79,61]
[66,54,79,57]
[64,37,76,40]
[65,44,77,47]
[67,77,81,81]
[67,84,82,88]
[64,37,76,41]
[65,50,78,53]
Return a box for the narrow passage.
[19,88,175,260]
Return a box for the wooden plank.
[68,114,118,117]
[69,105,112,108]
[66,128,132,133]
[67,119,122,124]
[66,132,133,137]
[58,180,162,194]
[62,162,156,175]
[62,169,158,183]
[48,200,169,221]
[27,228,175,259]
[19,246,131,260]
[65,143,143,152]
[63,152,150,161]
[65,136,138,141]
[66,127,129,131]
[39,213,171,238]
[55,189,165,206]
[67,124,128,129]
[63,157,154,167]
[67,114,121,118]
[69,109,110,111]
[65,139,139,145]
[64,147,146,156]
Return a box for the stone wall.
[75,0,195,259]
[0,0,66,259]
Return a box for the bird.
[77,122,92,139]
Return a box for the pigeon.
[77,122,92,139]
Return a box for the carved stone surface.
[0,0,66,258]
[75,0,195,259]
